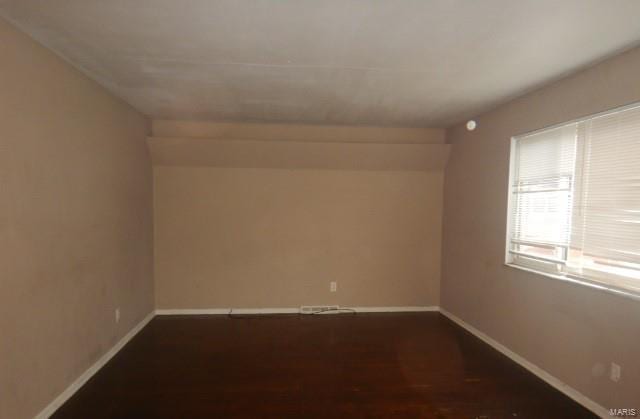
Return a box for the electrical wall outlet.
[610,362,621,382]
[115,308,120,323]
[330,281,337,292]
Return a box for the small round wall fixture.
[466,120,477,131]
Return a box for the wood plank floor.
[52,313,596,418]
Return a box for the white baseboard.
[351,306,439,313]
[35,311,155,419]
[438,308,608,418]
[155,308,299,315]
[155,306,439,315]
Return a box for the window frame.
[504,102,640,302]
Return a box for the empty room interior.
[2,1,640,418]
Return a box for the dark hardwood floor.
[52,313,596,418]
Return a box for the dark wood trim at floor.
[52,313,596,418]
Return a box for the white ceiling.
[2,0,640,127]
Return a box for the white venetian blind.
[569,105,640,278]
[509,124,577,265]
[508,103,640,294]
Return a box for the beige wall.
[153,122,445,309]
[152,120,446,144]
[0,18,153,419]
[442,46,640,410]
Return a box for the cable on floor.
[307,307,356,315]
[226,307,357,318]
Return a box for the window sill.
[504,263,640,303]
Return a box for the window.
[506,104,640,296]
